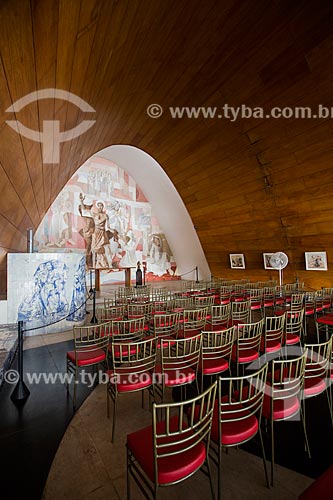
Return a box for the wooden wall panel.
[1,0,333,293]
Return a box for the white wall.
[97,145,210,280]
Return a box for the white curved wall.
[97,145,210,280]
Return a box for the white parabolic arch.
[96,144,210,280]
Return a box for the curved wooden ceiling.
[1,0,333,291]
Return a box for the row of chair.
[126,335,333,499]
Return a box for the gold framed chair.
[210,364,269,499]
[232,318,264,376]
[107,336,157,442]
[126,381,217,499]
[98,304,125,322]
[66,321,111,409]
[155,332,202,401]
[230,300,251,326]
[262,348,309,485]
[206,303,231,331]
[304,338,333,430]
[178,307,208,338]
[149,311,180,347]
[200,326,235,389]
[260,313,286,356]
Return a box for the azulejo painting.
[35,157,179,283]
[7,254,86,335]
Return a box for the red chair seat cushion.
[262,394,300,420]
[299,464,333,500]
[66,349,106,367]
[200,357,229,375]
[106,370,152,392]
[108,343,138,357]
[304,377,326,396]
[232,345,259,363]
[211,400,258,446]
[285,333,300,345]
[260,337,281,353]
[154,364,195,386]
[127,417,206,484]
[317,315,333,325]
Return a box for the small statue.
[136,261,142,286]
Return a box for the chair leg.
[218,444,222,500]
[73,366,78,410]
[301,402,311,458]
[127,447,131,500]
[258,425,269,488]
[325,388,333,429]
[111,396,117,443]
[270,417,274,486]
[206,456,215,500]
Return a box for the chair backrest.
[161,333,202,375]
[285,308,304,335]
[209,303,231,327]
[98,305,125,322]
[152,381,217,485]
[202,326,235,363]
[110,336,157,378]
[269,348,307,418]
[182,307,208,331]
[73,321,111,353]
[219,286,231,304]
[111,317,145,341]
[104,297,116,308]
[127,302,153,320]
[217,364,268,440]
[236,318,264,352]
[231,300,251,323]
[173,296,194,310]
[192,294,215,308]
[304,337,332,383]
[152,311,180,338]
[264,313,286,348]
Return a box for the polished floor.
[0,285,332,500]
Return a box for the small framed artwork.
[305,252,328,271]
[263,253,275,270]
[230,254,245,269]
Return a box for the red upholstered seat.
[299,465,333,500]
[200,357,228,375]
[154,364,195,386]
[304,377,326,396]
[285,333,300,345]
[231,345,258,363]
[210,400,258,446]
[262,394,300,420]
[127,416,206,484]
[260,337,281,353]
[106,369,152,392]
[66,349,106,366]
[317,314,333,325]
[109,343,138,357]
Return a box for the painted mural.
[7,253,86,335]
[35,157,179,282]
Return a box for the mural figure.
[34,157,179,282]
[147,234,172,276]
[67,257,86,321]
[18,260,69,323]
[79,193,109,268]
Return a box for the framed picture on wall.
[263,253,275,270]
[230,253,245,269]
[305,252,328,271]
